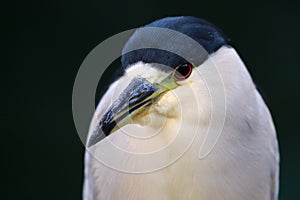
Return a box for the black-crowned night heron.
[83,16,279,200]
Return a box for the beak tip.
[87,128,106,148]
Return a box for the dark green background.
[7,0,300,199]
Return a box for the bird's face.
[88,60,211,147]
[87,16,230,148]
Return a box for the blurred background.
[7,0,300,199]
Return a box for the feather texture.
[83,47,279,200]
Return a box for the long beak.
[87,75,178,147]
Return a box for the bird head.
[87,16,230,148]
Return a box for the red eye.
[174,63,193,80]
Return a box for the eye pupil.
[175,63,192,80]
